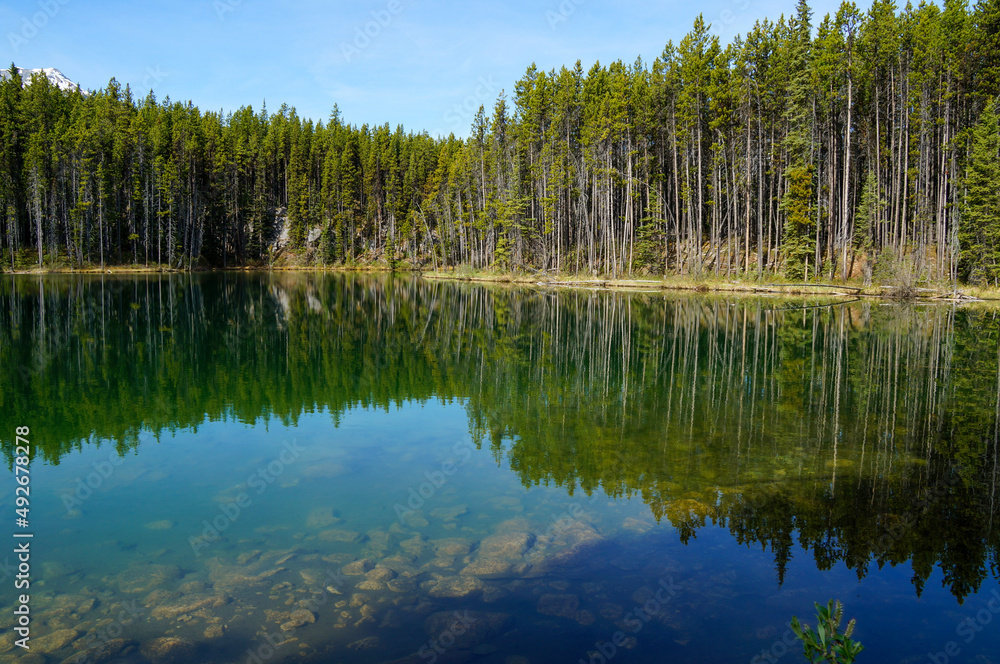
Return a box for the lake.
[1,272,999,664]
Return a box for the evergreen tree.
[781,0,818,278]
[0,63,26,269]
[960,101,1000,283]
[973,0,1000,97]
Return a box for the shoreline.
[3,264,994,301]
[419,270,993,302]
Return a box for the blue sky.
[2,0,843,137]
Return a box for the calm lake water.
[1,272,999,664]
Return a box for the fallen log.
[757,283,862,292]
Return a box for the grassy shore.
[421,266,999,301]
[5,261,997,301]
[0,262,393,275]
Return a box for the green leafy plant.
[790,600,864,663]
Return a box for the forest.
[1,0,999,283]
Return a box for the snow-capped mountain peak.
[0,67,83,93]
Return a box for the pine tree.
[781,0,817,278]
[853,169,883,284]
[960,101,1000,283]
[973,0,1000,98]
[1,63,26,269]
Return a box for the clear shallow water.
[1,273,999,664]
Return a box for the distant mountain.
[0,67,84,93]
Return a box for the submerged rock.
[526,521,605,574]
[429,504,468,521]
[424,556,457,570]
[211,485,245,504]
[460,558,515,579]
[399,535,427,555]
[280,609,316,631]
[205,559,285,588]
[366,567,397,582]
[367,529,393,546]
[299,568,330,587]
[400,511,431,528]
[479,532,533,559]
[380,553,417,567]
[40,561,72,579]
[1,654,45,664]
[387,577,418,593]
[178,580,207,594]
[321,553,356,565]
[270,550,299,566]
[318,528,362,543]
[143,588,179,606]
[433,538,473,557]
[204,624,225,639]
[150,593,229,621]
[550,521,603,549]
[343,558,375,576]
[305,507,342,529]
[494,517,532,533]
[236,550,261,566]
[388,522,412,535]
[117,564,181,594]
[381,563,420,579]
[39,592,91,614]
[32,628,80,652]
[140,637,195,664]
[425,576,486,599]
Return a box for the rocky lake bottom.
[1,489,734,664]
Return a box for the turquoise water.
[1,273,998,663]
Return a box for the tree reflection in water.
[2,273,997,600]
